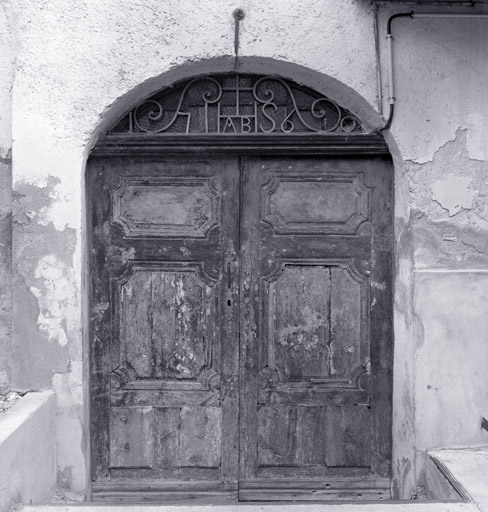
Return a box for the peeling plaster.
[412,219,488,269]
[12,178,79,387]
[31,255,78,347]
[431,176,473,217]
[406,130,488,269]
[13,176,79,232]
[466,112,488,161]
[12,273,70,390]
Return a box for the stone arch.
[86,56,391,153]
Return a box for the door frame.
[87,132,394,501]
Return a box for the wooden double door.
[88,154,393,502]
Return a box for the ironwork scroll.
[110,73,363,135]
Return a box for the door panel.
[111,177,219,238]
[270,265,331,379]
[239,157,393,501]
[178,406,222,468]
[88,157,240,501]
[109,407,154,468]
[117,268,217,381]
[261,172,369,235]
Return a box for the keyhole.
[227,299,232,307]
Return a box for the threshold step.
[22,502,479,512]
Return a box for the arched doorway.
[87,72,393,502]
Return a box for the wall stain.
[12,272,70,390]
[12,177,78,390]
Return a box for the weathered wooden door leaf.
[238,157,393,501]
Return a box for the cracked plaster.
[431,177,474,217]
[406,130,488,269]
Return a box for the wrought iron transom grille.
[109,73,363,135]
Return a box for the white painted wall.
[2,0,487,500]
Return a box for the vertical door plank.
[220,158,240,489]
[272,266,330,379]
[121,271,153,378]
[88,158,112,480]
[300,406,327,466]
[167,272,206,379]
[239,157,262,480]
[326,405,371,467]
[151,272,177,379]
[367,158,394,477]
[154,407,180,469]
[330,266,362,378]
[179,406,222,468]
[110,407,154,468]
[151,272,208,380]
[257,406,300,466]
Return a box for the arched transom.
[109,73,364,135]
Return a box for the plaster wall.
[5,0,488,500]
[376,9,488,496]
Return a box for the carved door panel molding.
[111,176,220,238]
[88,154,393,502]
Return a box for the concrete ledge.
[0,391,56,512]
[429,448,488,512]
[426,454,469,501]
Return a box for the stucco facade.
[0,0,487,501]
